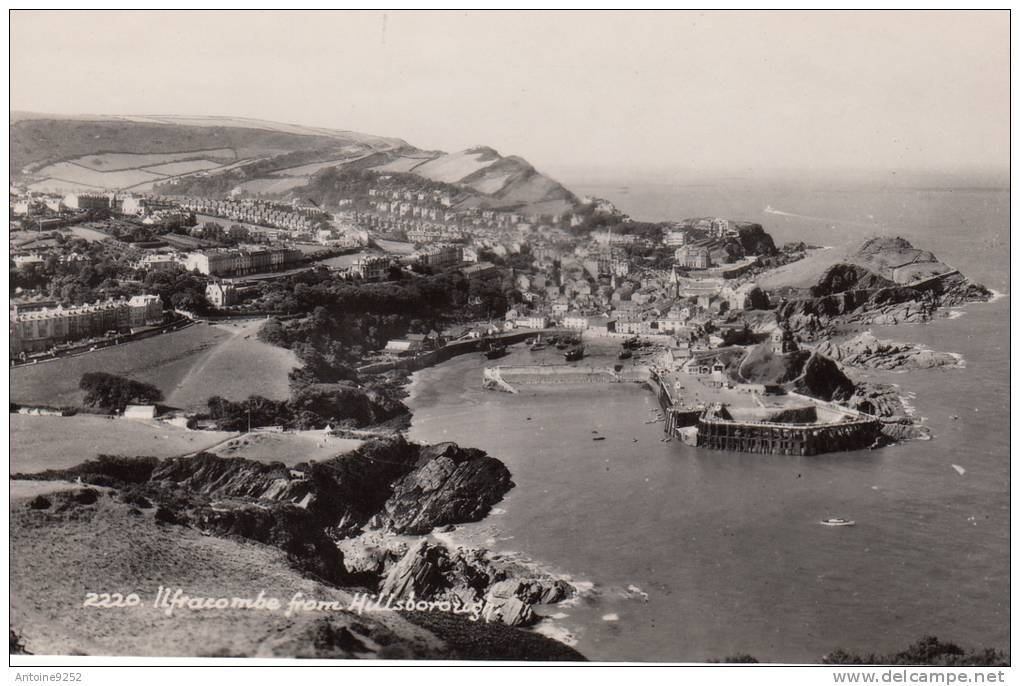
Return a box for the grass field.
[235,177,309,194]
[9,492,438,658]
[69,149,236,171]
[209,430,364,466]
[10,414,235,473]
[143,159,224,175]
[10,319,300,412]
[755,246,850,290]
[35,162,164,189]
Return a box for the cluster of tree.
[709,637,1008,666]
[143,270,210,312]
[205,383,405,431]
[11,237,143,303]
[253,268,514,392]
[822,636,1009,667]
[79,372,163,413]
[477,244,536,271]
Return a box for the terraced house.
[10,294,163,358]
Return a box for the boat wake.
[763,205,881,229]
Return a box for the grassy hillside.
[10,320,299,412]
[756,237,955,292]
[11,113,579,214]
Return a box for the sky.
[10,10,1010,179]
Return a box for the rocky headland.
[756,237,991,342]
[10,438,584,660]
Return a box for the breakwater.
[648,367,881,455]
[696,414,881,456]
[483,364,649,393]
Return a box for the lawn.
[209,430,364,466]
[10,319,300,412]
[10,414,235,473]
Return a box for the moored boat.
[484,343,508,359]
[564,346,585,361]
[820,518,856,527]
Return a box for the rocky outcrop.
[736,345,855,402]
[371,443,514,535]
[147,438,513,538]
[814,332,961,371]
[376,539,574,627]
[810,264,897,297]
[842,381,909,419]
[191,502,346,584]
[774,287,937,341]
[762,237,992,341]
[10,485,584,661]
[734,222,778,256]
[788,352,856,401]
[21,438,516,588]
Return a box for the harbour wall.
[695,415,881,456]
[649,367,881,456]
[484,364,650,393]
[358,328,571,376]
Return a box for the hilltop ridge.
[9,113,578,215]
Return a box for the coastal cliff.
[10,439,582,660]
[758,237,991,341]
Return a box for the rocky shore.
[10,438,584,660]
[812,332,962,371]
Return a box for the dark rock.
[73,488,100,505]
[154,505,189,526]
[10,628,30,655]
[814,333,960,371]
[372,443,514,535]
[28,495,51,510]
[192,502,346,585]
[119,491,153,509]
[378,539,575,627]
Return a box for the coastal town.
[10,164,975,457]
[7,8,1010,671]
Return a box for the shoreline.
[403,358,598,648]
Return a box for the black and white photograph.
[6,9,1012,675]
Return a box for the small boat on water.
[484,343,508,360]
[820,518,856,527]
[564,346,585,361]
[530,334,546,351]
[618,349,633,360]
[592,436,606,441]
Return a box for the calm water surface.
[408,175,1009,662]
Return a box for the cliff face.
[370,443,515,535]
[149,438,513,537]
[12,436,571,659]
[775,287,938,341]
[10,481,583,660]
[375,540,574,627]
[17,438,515,584]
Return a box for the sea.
[406,170,1010,663]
